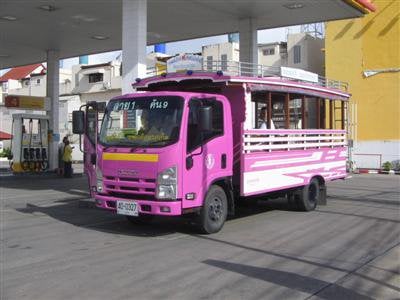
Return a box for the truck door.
[182,97,230,209]
[84,105,99,197]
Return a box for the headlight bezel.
[156,166,177,200]
[96,167,103,192]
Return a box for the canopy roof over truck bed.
[133,62,351,101]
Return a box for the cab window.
[187,97,223,152]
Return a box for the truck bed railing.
[146,60,348,92]
[243,129,347,153]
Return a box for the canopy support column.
[239,18,258,75]
[122,0,147,94]
[46,50,60,171]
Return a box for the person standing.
[62,138,73,178]
[58,136,68,175]
[259,106,276,129]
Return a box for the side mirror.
[72,111,85,134]
[199,106,212,132]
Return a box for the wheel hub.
[208,197,223,221]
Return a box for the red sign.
[5,95,20,108]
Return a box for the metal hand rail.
[145,60,349,92]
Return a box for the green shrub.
[382,161,392,171]
[0,147,12,159]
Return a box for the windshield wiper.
[143,140,170,146]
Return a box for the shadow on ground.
[14,196,294,238]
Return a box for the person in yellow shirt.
[62,138,73,178]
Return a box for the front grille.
[108,191,155,201]
[104,175,157,200]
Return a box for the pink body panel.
[241,129,347,196]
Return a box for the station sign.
[280,67,319,83]
[167,54,203,73]
[4,95,49,111]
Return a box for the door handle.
[221,154,227,169]
[186,156,193,170]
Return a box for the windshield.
[99,96,184,147]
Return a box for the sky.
[0,25,301,74]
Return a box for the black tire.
[126,214,154,225]
[198,185,228,234]
[296,178,320,211]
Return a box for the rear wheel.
[126,214,154,225]
[198,185,228,234]
[296,178,320,211]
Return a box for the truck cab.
[75,91,233,233]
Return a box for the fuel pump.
[10,114,50,173]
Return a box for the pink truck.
[73,65,349,233]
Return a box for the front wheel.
[198,185,228,234]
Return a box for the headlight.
[96,167,103,192]
[156,166,177,199]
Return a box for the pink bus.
[73,62,350,233]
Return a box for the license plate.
[117,200,139,216]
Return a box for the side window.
[187,100,202,152]
[86,109,97,145]
[187,98,224,153]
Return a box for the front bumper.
[95,194,182,216]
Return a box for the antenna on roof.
[301,23,324,39]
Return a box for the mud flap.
[318,184,327,206]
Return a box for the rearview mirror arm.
[78,104,87,153]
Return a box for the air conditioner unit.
[102,82,111,90]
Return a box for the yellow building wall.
[325,0,400,141]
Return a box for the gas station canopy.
[0,0,371,69]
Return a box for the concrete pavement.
[1,173,399,299]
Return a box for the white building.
[258,42,288,68]
[71,61,122,103]
[202,32,324,75]
[202,42,240,71]
[286,33,324,74]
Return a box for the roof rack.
[146,60,348,92]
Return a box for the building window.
[294,45,301,64]
[221,54,227,71]
[36,79,41,85]
[1,82,8,92]
[262,48,275,56]
[88,73,104,83]
[207,56,213,71]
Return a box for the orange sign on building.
[5,95,46,110]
